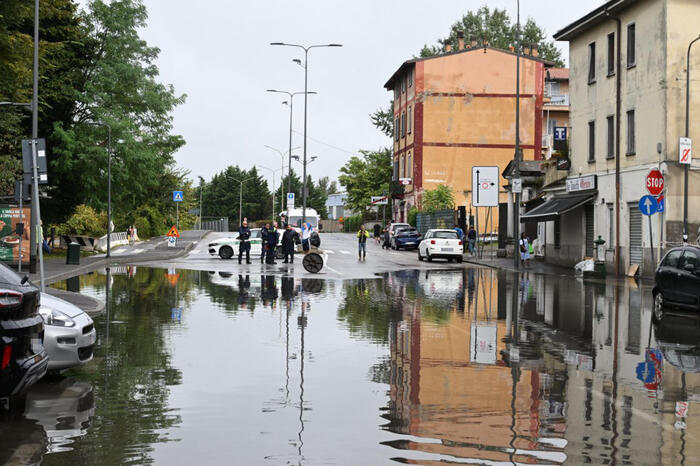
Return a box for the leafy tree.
[274,169,329,219]
[338,148,392,217]
[317,176,339,197]
[419,6,564,66]
[422,185,455,212]
[369,103,394,139]
[203,165,271,227]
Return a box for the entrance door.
[628,204,642,265]
[585,205,594,257]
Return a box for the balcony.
[545,94,569,107]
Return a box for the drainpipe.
[607,10,622,276]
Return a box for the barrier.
[60,235,97,251]
[94,231,133,252]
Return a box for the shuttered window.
[628,204,642,264]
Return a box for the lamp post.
[31,0,45,290]
[258,165,285,221]
[512,0,522,269]
[264,144,299,211]
[87,121,112,258]
[266,90,316,196]
[270,42,342,222]
[234,176,257,228]
[683,35,700,243]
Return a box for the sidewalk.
[463,251,578,277]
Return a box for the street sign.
[472,166,499,207]
[554,126,567,141]
[172,191,183,202]
[167,225,180,238]
[371,195,388,205]
[287,192,295,210]
[680,137,692,164]
[167,236,176,248]
[470,324,497,365]
[639,195,658,216]
[646,169,665,196]
[511,178,522,194]
[21,138,48,184]
[657,194,665,213]
[676,401,689,418]
[399,177,412,185]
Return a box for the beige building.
[525,0,700,275]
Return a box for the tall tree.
[338,148,392,218]
[275,169,328,219]
[204,165,271,226]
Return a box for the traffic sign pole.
[649,214,655,267]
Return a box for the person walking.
[357,224,370,260]
[373,224,381,244]
[382,227,390,250]
[301,222,312,253]
[260,223,270,263]
[519,232,531,267]
[238,219,252,264]
[281,223,298,263]
[467,225,477,256]
[265,223,279,264]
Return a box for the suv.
[653,245,700,321]
[0,263,48,402]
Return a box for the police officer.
[238,218,252,264]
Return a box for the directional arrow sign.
[639,195,658,216]
[472,166,499,207]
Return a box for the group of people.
[453,224,478,256]
[236,218,314,265]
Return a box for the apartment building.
[384,38,551,224]
[530,0,700,275]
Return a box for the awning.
[520,192,596,223]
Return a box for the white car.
[418,229,464,263]
[39,293,97,372]
[208,228,263,259]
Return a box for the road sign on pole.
[680,137,692,164]
[287,192,295,210]
[472,166,499,207]
[511,178,522,194]
[371,195,388,205]
[646,169,665,196]
[173,191,183,202]
[639,195,658,216]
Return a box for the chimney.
[457,32,465,51]
[532,46,539,57]
[471,37,477,48]
[445,43,453,53]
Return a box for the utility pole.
[31,0,45,290]
[199,178,203,229]
[512,0,521,269]
[684,35,700,243]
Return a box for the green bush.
[55,204,107,237]
[343,214,364,233]
[408,207,418,227]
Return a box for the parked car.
[417,229,463,263]
[39,293,96,372]
[0,263,48,400]
[388,222,411,249]
[393,227,421,250]
[208,228,263,259]
[653,245,700,321]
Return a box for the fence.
[201,217,229,232]
[416,210,455,235]
[319,219,342,233]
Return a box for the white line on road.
[324,264,343,276]
[339,250,350,255]
[325,250,335,254]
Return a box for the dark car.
[653,245,700,321]
[393,227,421,250]
[0,263,48,402]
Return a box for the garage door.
[585,205,594,257]
[628,204,642,264]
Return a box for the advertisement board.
[0,205,31,265]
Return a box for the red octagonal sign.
[646,169,665,196]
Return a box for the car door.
[678,249,700,309]
[658,249,683,305]
[421,231,431,255]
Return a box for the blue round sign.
[639,195,658,216]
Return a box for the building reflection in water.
[381,268,700,465]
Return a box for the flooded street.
[3,266,699,464]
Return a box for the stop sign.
[646,169,664,196]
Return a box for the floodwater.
[2,266,699,465]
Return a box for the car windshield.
[397,228,417,235]
[433,231,459,239]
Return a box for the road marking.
[324,264,343,276]
[325,250,335,254]
[339,250,350,255]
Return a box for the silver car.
[39,293,97,372]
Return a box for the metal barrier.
[60,235,97,251]
[201,217,229,232]
[94,231,134,252]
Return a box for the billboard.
[0,205,31,265]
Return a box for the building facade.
[384,42,551,224]
[527,0,700,276]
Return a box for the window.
[606,115,614,159]
[401,112,406,138]
[680,250,700,270]
[588,120,595,162]
[626,110,635,155]
[401,77,405,93]
[393,160,398,180]
[407,106,412,134]
[663,249,682,268]
[399,155,404,179]
[627,23,636,67]
[554,219,561,249]
[408,69,413,88]
[407,152,412,179]
[588,42,596,83]
[394,117,399,141]
[394,86,399,99]
[547,118,557,135]
[607,33,615,76]
[607,203,614,249]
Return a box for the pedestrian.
[260,223,270,263]
[238,218,252,264]
[373,224,381,244]
[301,222,312,253]
[467,225,477,256]
[281,223,297,263]
[357,224,370,260]
[519,232,531,267]
[382,227,390,250]
[129,225,135,245]
[266,222,279,264]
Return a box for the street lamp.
[233,175,258,228]
[87,121,112,258]
[512,0,522,269]
[257,165,285,221]
[266,89,316,196]
[270,42,342,222]
[683,35,700,243]
[264,144,299,211]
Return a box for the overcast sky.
[130,0,605,189]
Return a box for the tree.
[369,103,394,139]
[203,165,271,226]
[422,185,455,212]
[419,6,564,66]
[338,148,392,217]
[275,169,328,219]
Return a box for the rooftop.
[554,0,637,41]
[546,68,569,81]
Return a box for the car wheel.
[654,292,665,322]
[447,257,453,263]
[275,246,285,260]
[219,245,233,260]
[427,251,433,262]
[456,255,463,263]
